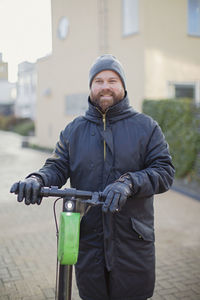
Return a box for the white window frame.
[122,0,139,37]
[188,0,200,36]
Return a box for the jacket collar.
[84,93,138,124]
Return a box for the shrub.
[142,98,200,178]
[0,115,18,130]
[12,119,35,136]
[0,115,35,136]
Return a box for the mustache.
[98,90,114,97]
[90,90,115,102]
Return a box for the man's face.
[90,70,125,113]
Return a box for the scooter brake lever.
[83,192,104,206]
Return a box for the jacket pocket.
[131,217,155,242]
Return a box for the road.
[0,131,200,300]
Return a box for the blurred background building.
[0,53,8,80]
[34,0,200,148]
[15,62,37,120]
[0,53,16,115]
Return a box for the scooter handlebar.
[40,186,93,198]
[40,186,103,206]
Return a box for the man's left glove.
[10,175,44,205]
[102,175,133,213]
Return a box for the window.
[122,0,139,36]
[188,0,200,36]
[168,81,200,105]
[175,84,195,99]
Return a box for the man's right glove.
[10,175,44,205]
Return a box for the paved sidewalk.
[152,191,200,300]
[0,132,200,300]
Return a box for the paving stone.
[158,280,174,289]
[191,284,200,294]
[174,289,199,299]
[42,287,56,298]
[0,296,9,300]
[162,295,178,300]
[150,295,163,300]
[157,287,180,296]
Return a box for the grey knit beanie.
[89,54,126,90]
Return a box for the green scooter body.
[58,212,80,265]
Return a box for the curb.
[171,185,200,202]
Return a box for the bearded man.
[11,54,175,300]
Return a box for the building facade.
[36,0,200,148]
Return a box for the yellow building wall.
[143,0,200,99]
[36,0,99,147]
[108,0,145,112]
[36,0,200,148]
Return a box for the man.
[11,54,175,300]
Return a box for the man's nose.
[101,81,110,89]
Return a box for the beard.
[90,89,124,113]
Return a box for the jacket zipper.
[102,113,106,161]
[96,107,107,161]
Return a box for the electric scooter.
[30,186,103,300]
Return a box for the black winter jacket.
[31,95,175,300]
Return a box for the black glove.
[102,175,133,213]
[10,175,44,205]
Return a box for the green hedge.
[142,98,200,178]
